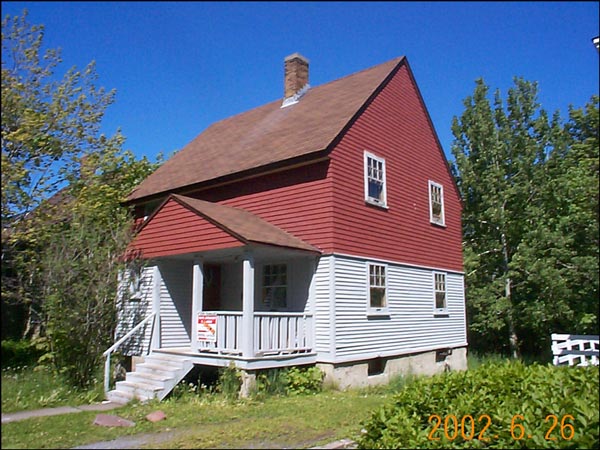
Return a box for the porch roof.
[137,194,321,255]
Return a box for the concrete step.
[126,371,172,387]
[115,380,162,399]
[135,363,184,377]
[147,354,192,365]
[106,389,150,405]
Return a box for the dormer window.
[364,151,387,208]
[428,181,445,226]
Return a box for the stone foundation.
[317,347,468,390]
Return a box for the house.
[106,53,468,403]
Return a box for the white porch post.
[242,252,255,358]
[191,259,204,352]
[151,265,162,350]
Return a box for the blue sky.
[2,1,599,164]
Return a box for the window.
[364,152,387,207]
[433,272,447,314]
[429,181,445,226]
[368,263,387,313]
[262,264,287,309]
[126,262,144,300]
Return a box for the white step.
[105,351,194,404]
[127,371,171,387]
[116,380,163,399]
[106,389,150,404]
[135,363,185,377]
[146,352,192,364]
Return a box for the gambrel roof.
[126,56,405,203]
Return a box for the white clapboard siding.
[114,266,154,356]
[333,255,467,360]
[158,261,192,348]
[313,256,333,356]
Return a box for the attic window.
[364,152,387,208]
[429,181,445,226]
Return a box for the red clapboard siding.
[329,62,463,272]
[132,198,243,258]
[186,160,335,253]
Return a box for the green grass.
[2,387,393,449]
[1,366,104,413]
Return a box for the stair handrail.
[103,312,156,394]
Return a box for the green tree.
[1,10,116,337]
[451,78,598,357]
[40,145,160,388]
[1,10,162,387]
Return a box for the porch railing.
[197,311,313,357]
[102,312,156,394]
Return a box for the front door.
[203,264,221,311]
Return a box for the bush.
[1,339,44,369]
[358,360,599,449]
[217,362,242,399]
[254,365,324,398]
[285,366,324,395]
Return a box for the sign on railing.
[197,313,217,342]
[551,333,599,367]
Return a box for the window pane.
[370,287,386,308]
[435,291,446,309]
[369,180,383,201]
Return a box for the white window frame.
[364,151,388,208]
[433,271,448,315]
[367,262,389,315]
[428,180,445,226]
[262,263,288,310]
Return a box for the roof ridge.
[127,56,407,202]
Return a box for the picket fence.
[551,333,599,367]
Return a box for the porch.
[107,195,322,401]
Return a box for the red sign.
[197,314,217,342]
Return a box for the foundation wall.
[317,347,467,390]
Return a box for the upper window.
[429,181,445,226]
[368,263,388,314]
[262,264,287,309]
[364,152,387,208]
[433,272,447,314]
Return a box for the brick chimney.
[283,53,309,101]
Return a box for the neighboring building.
[107,53,468,403]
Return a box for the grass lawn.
[1,388,392,449]
[1,353,510,449]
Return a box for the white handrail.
[103,312,156,394]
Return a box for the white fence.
[551,333,599,367]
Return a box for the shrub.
[256,368,289,397]
[217,362,242,399]
[358,360,599,449]
[285,366,324,395]
[1,339,44,369]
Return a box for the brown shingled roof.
[167,194,320,253]
[126,56,405,202]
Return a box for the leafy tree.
[452,77,599,358]
[40,145,160,388]
[1,10,162,387]
[1,10,116,337]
